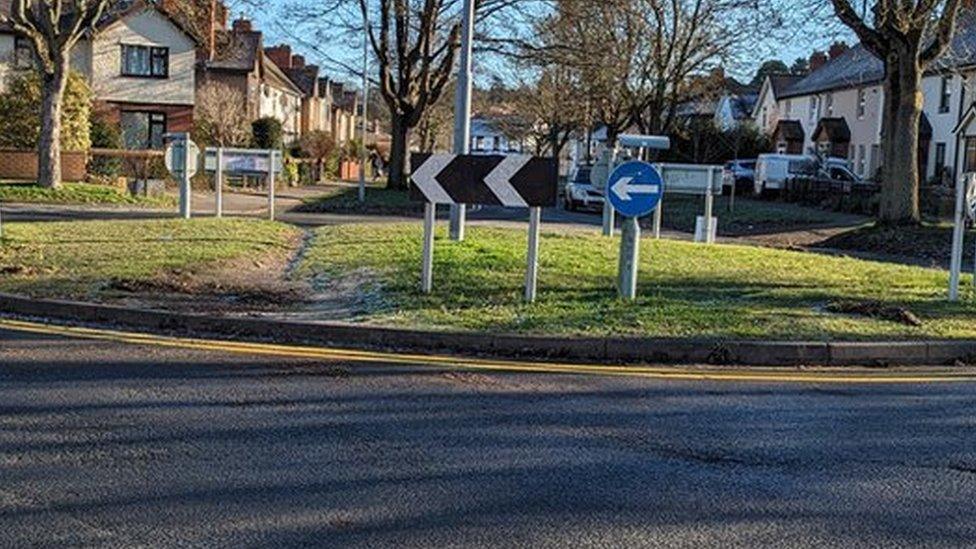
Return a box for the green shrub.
[89,114,124,177]
[251,117,283,150]
[0,70,92,151]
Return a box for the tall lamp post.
[358,6,370,203]
[449,0,475,242]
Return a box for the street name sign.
[410,153,558,207]
[607,161,664,218]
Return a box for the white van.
[754,154,818,195]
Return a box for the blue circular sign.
[606,161,664,218]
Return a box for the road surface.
[2,326,976,547]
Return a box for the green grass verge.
[299,222,976,340]
[0,218,298,298]
[295,184,422,216]
[659,195,861,236]
[0,182,176,208]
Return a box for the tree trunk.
[37,59,70,189]
[878,52,922,224]
[387,115,410,190]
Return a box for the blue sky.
[233,1,852,87]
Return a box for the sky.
[232,0,854,87]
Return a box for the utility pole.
[358,5,369,203]
[449,0,475,242]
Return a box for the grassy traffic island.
[3,218,976,341]
[0,181,176,208]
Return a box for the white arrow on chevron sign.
[611,177,660,201]
[411,154,455,203]
[484,155,530,207]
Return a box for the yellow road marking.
[1,318,975,384]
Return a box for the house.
[470,116,527,155]
[197,17,304,145]
[265,44,327,137]
[324,80,359,145]
[0,0,199,149]
[752,74,804,138]
[754,17,976,181]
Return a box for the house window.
[940,76,952,113]
[121,111,167,150]
[935,142,947,175]
[964,137,976,173]
[825,93,834,116]
[784,100,792,118]
[121,44,169,78]
[14,36,33,69]
[809,97,817,121]
[858,144,866,175]
[857,89,866,118]
[492,136,500,151]
[870,144,881,176]
[473,136,484,151]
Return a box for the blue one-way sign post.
[607,161,664,300]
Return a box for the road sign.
[165,140,199,179]
[607,161,663,218]
[204,147,283,175]
[410,153,558,207]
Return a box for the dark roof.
[730,93,759,120]
[813,117,851,142]
[773,120,805,141]
[782,8,976,98]
[284,66,319,96]
[206,29,261,71]
[769,75,804,97]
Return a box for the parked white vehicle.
[754,154,818,195]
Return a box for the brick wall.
[0,149,88,182]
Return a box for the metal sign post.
[602,146,618,237]
[607,160,665,300]
[410,153,558,297]
[949,173,974,301]
[164,133,199,219]
[448,0,476,242]
[215,148,223,218]
[268,150,276,221]
[525,207,542,302]
[703,167,716,244]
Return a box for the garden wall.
[0,148,88,182]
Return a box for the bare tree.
[300,130,336,181]
[194,81,252,146]
[0,0,110,188]
[829,0,964,224]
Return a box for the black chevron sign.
[409,153,558,208]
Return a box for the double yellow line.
[2,318,975,384]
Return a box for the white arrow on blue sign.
[607,161,664,218]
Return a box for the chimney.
[232,16,252,33]
[828,41,849,60]
[265,44,292,69]
[292,54,306,69]
[809,51,828,72]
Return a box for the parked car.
[754,154,818,196]
[564,165,604,212]
[722,159,756,195]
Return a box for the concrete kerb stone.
[0,293,971,367]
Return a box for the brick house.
[0,0,199,149]
[265,44,327,137]
[196,17,304,145]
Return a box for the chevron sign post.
[409,153,559,301]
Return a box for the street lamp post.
[449,0,475,242]
[359,6,370,203]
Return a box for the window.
[935,142,947,175]
[870,144,881,176]
[784,99,792,118]
[965,137,976,173]
[857,89,866,118]
[940,75,952,113]
[809,97,817,121]
[492,136,500,151]
[14,36,33,69]
[825,93,834,116]
[473,136,484,151]
[121,44,169,78]
[858,144,866,175]
[121,111,167,150]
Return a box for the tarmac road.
[2,326,976,547]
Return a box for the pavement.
[3,323,976,547]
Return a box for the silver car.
[563,166,604,212]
